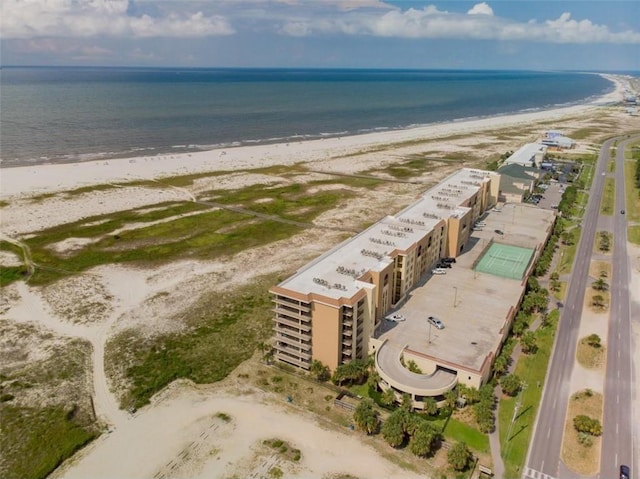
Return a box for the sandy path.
[9,282,129,426]
[54,386,424,479]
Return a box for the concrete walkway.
[489,384,506,479]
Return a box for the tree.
[401,393,413,411]
[592,278,608,291]
[501,374,522,397]
[550,272,560,282]
[474,402,495,433]
[423,397,438,416]
[447,441,473,471]
[310,360,330,382]
[444,389,458,410]
[353,398,379,435]
[380,388,396,407]
[561,231,574,245]
[527,276,540,293]
[409,422,440,457]
[493,355,509,376]
[461,385,481,405]
[381,409,410,447]
[521,331,538,354]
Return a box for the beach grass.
[0,405,99,479]
[107,273,278,409]
[599,178,615,215]
[0,338,96,479]
[20,178,367,286]
[499,310,558,478]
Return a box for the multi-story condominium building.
[270,168,500,372]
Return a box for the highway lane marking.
[553,397,557,410]
[617,423,619,434]
[617,394,620,404]
[547,428,551,439]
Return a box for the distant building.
[497,163,541,203]
[540,130,575,149]
[503,143,548,168]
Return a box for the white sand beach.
[2,72,639,479]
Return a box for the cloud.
[276,3,640,44]
[1,0,235,39]
[467,3,494,16]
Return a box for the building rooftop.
[377,203,555,372]
[276,168,495,300]
[504,143,547,167]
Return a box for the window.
[417,245,422,257]
[384,273,389,286]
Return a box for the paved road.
[598,136,637,479]
[524,136,620,479]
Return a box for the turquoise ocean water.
[0,68,614,167]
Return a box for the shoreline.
[0,74,626,199]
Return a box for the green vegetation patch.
[624,149,640,222]
[109,275,278,409]
[628,225,640,246]
[262,438,301,462]
[558,227,581,275]
[23,178,361,286]
[499,310,558,478]
[576,336,605,370]
[443,418,489,453]
[0,405,98,479]
[599,178,615,215]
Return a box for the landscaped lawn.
[499,312,558,478]
[443,418,490,453]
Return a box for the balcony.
[275,351,311,370]
[274,342,312,360]
[276,334,311,351]
[273,306,311,322]
[274,296,311,312]
[273,316,311,332]
[274,325,310,340]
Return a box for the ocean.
[0,68,614,167]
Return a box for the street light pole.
[453,286,458,308]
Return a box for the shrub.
[573,415,602,436]
[500,374,522,397]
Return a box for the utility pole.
[453,286,458,308]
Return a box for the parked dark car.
[495,229,504,235]
[442,257,456,263]
[620,464,630,479]
[437,261,452,268]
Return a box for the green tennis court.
[475,243,534,280]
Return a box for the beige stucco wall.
[311,302,341,371]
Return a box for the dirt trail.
[10,282,128,428]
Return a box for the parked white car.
[428,316,445,329]
[431,268,447,275]
[387,314,406,322]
